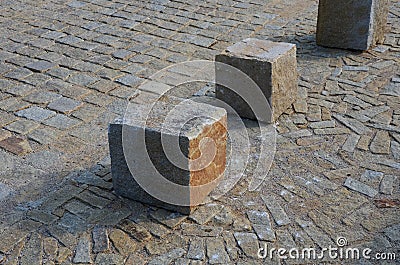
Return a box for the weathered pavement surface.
[0,0,399,264]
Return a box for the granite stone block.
[109,91,227,214]
[215,38,297,123]
[317,0,389,50]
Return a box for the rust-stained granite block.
[109,91,227,214]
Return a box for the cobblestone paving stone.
[0,0,399,264]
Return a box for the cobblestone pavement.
[0,0,399,264]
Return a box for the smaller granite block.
[316,0,389,50]
[215,38,297,123]
[109,91,227,214]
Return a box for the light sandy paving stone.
[357,134,373,151]
[189,204,224,225]
[261,195,290,226]
[380,175,397,195]
[370,131,391,154]
[293,99,307,113]
[342,133,361,152]
[307,104,322,121]
[206,238,230,264]
[109,228,136,255]
[343,177,379,198]
[73,234,92,263]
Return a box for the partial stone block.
[316,0,389,50]
[109,91,227,214]
[215,38,297,123]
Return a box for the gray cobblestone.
[41,114,79,130]
[15,106,56,122]
[261,195,290,226]
[47,97,82,114]
[344,177,379,198]
[25,60,55,72]
[73,234,92,263]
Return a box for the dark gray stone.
[317,0,389,50]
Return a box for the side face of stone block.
[109,92,227,214]
[316,0,389,50]
[372,0,390,45]
[215,38,297,123]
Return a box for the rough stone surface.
[317,0,389,50]
[344,177,379,198]
[216,38,297,122]
[73,234,92,263]
[0,0,399,264]
[109,93,227,214]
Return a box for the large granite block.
[109,91,227,214]
[317,0,389,50]
[215,38,297,123]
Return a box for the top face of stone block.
[223,38,295,62]
[113,91,227,140]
